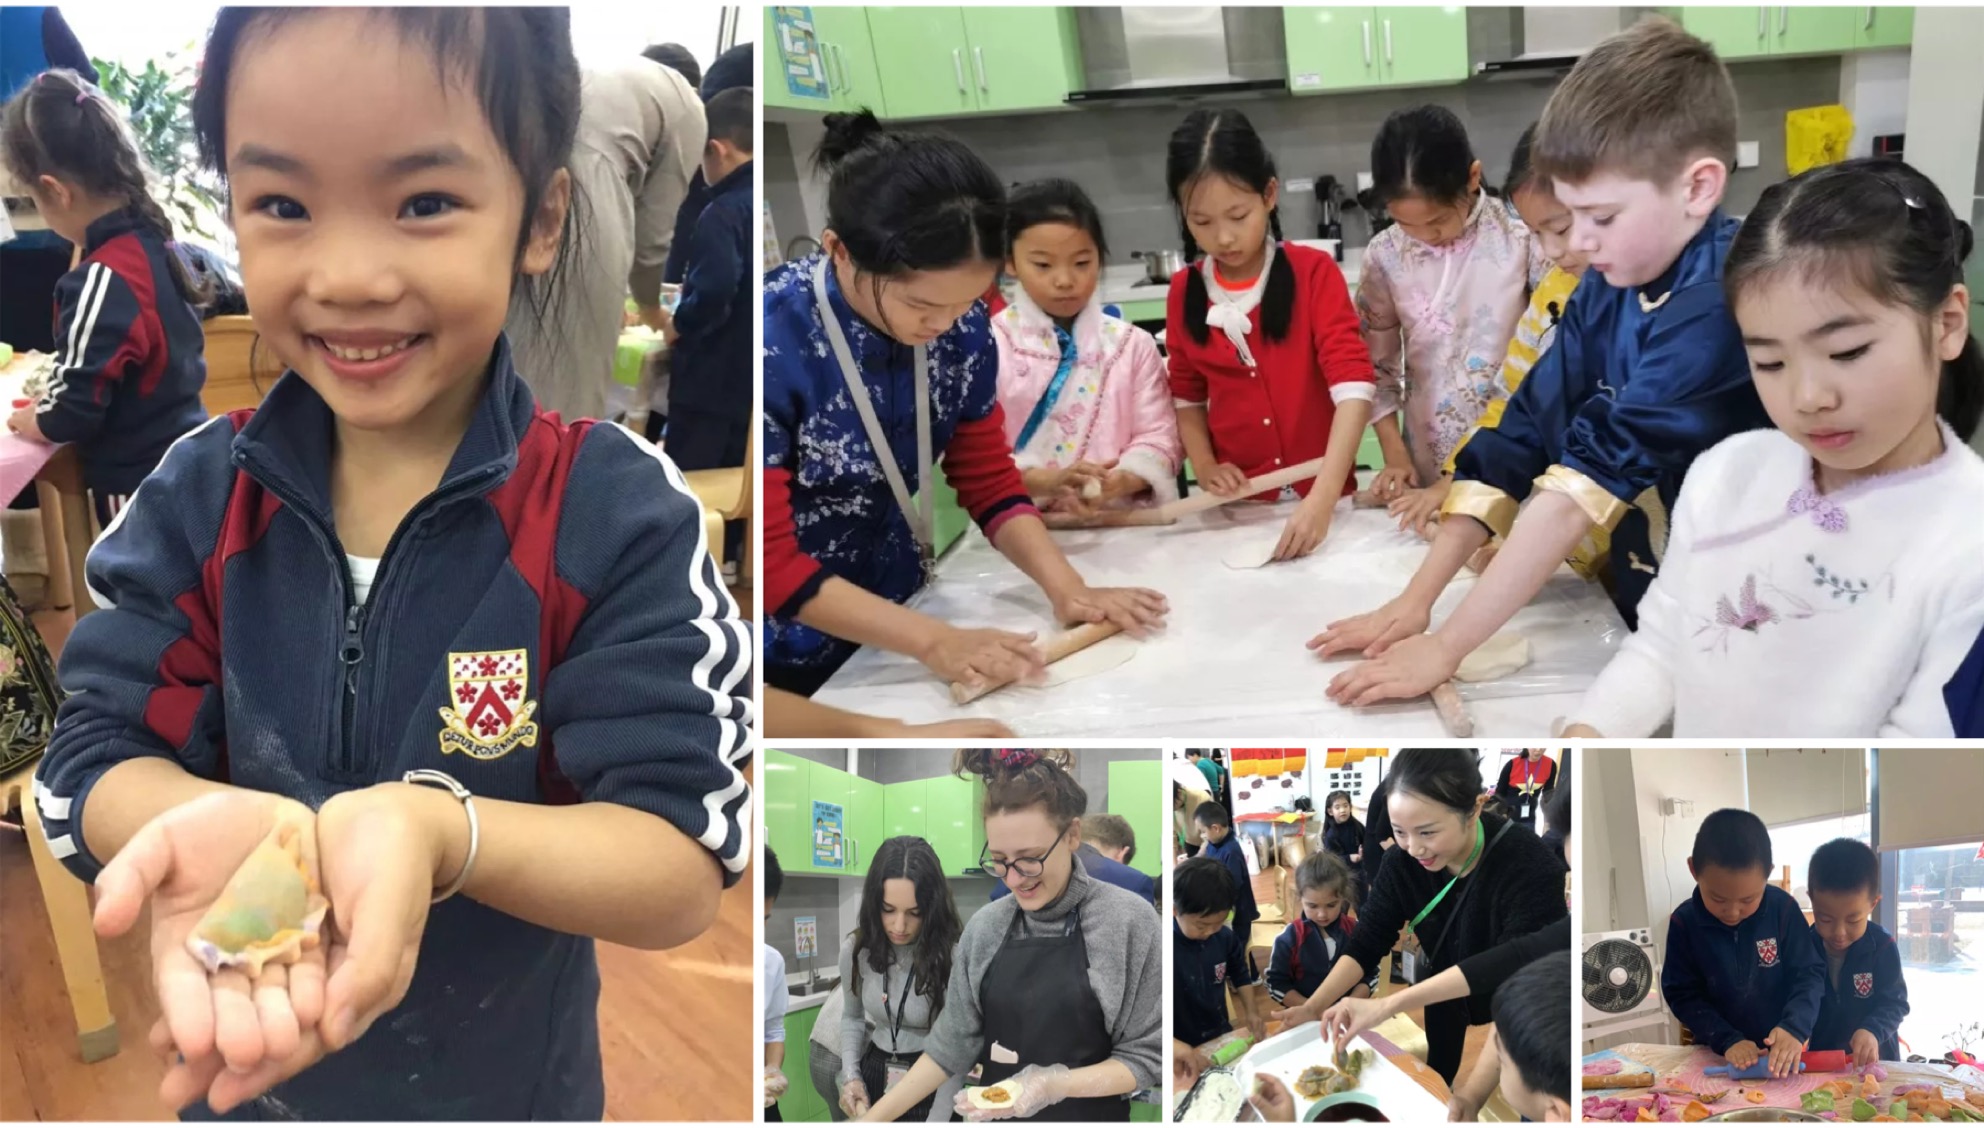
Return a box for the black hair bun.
[1958,218,1976,265]
[815,108,889,171]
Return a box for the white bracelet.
[401,769,480,903]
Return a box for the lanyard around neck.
[811,257,935,576]
[1408,819,1485,935]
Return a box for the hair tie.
[995,748,1039,769]
[75,92,88,105]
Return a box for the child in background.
[1194,800,1259,940]
[1266,852,1377,1011]
[1163,109,1375,563]
[663,85,755,570]
[1,68,207,523]
[1173,856,1266,1048]
[995,178,1181,511]
[1489,953,1573,1122]
[1315,17,1771,707]
[1358,105,1541,511]
[766,848,790,1119]
[1806,838,1909,1067]
[1567,158,1984,737]
[30,10,751,1118]
[1320,789,1364,876]
[1662,809,1824,1078]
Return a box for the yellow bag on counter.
[1786,104,1855,175]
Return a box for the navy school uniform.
[1660,884,1825,1054]
[1200,834,1259,938]
[1265,915,1379,1005]
[1809,921,1909,1061]
[1948,627,1984,736]
[1174,918,1256,1048]
[30,341,754,1119]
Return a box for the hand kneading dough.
[1454,633,1531,682]
[1040,633,1138,686]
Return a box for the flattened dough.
[1220,531,1284,570]
[1455,632,1531,682]
[1041,632,1139,686]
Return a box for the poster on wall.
[771,7,832,103]
[794,916,818,959]
[812,800,844,869]
[1230,748,1309,819]
[1311,749,1387,813]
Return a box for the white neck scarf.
[1200,237,1277,369]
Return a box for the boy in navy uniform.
[1661,809,1825,1078]
[1194,801,1258,942]
[1173,856,1265,1049]
[1806,838,1909,1067]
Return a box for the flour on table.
[1040,633,1139,686]
[1219,531,1284,570]
[1455,633,1531,682]
[1180,1072,1244,1121]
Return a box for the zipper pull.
[342,604,366,694]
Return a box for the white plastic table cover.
[812,492,1628,736]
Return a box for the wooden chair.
[33,447,96,622]
[679,421,755,586]
[199,315,284,416]
[1,760,119,1062]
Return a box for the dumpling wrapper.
[186,821,329,976]
[967,1081,1023,1111]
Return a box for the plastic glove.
[840,1077,872,1118]
[765,1068,789,1107]
[955,1064,1073,1121]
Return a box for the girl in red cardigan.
[1165,110,1376,562]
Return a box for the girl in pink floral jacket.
[994,179,1183,511]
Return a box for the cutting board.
[1240,1023,1452,1122]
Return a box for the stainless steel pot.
[1132,248,1185,285]
[1702,1110,1824,1122]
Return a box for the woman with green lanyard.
[857,750,1163,1122]
[836,837,967,1123]
[763,110,1167,699]
[1279,749,1567,1083]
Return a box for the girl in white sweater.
[1567,158,1984,738]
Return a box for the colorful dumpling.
[186,821,329,976]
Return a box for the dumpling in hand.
[186,821,329,976]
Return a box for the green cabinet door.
[766,749,816,876]
[1675,7,1772,59]
[960,7,1080,115]
[923,461,973,556]
[865,7,975,120]
[925,775,986,877]
[1106,761,1163,878]
[813,6,886,113]
[1773,6,1859,54]
[778,1006,827,1121]
[886,779,929,842]
[1374,6,1470,88]
[1857,4,1913,48]
[810,766,856,876]
[764,8,837,111]
[848,775,886,876]
[1284,7,1381,94]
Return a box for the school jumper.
[993,841,1157,906]
[1576,423,1984,737]
[1173,918,1256,1048]
[31,341,753,1119]
[668,159,754,473]
[1165,242,1375,501]
[1265,915,1378,1005]
[1808,920,1909,1062]
[1199,834,1258,939]
[1447,212,1771,628]
[1951,631,1984,737]
[1661,884,1825,1055]
[993,290,1182,505]
[36,205,208,515]
[1322,815,1365,872]
[1358,193,1544,484]
[763,255,1038,695]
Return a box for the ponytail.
[1945,219,1983,442]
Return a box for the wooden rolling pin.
[1430,681,1474,737]
[1040,458,1329,529]
[1583,1073,1657,1091]
[948,621,1123,705]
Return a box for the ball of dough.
[1454,633,1531,682]
[1081,479,1103,500]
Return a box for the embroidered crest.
[1757,938,1779,967]
[437,649,540,760]
[1853,972,1872,998]
[1212,962,1227,984]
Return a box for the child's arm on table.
[1764,903,1826,1075]
[1354,253,1415,499]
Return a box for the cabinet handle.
[1865,6,1876,29]
[831,43,847,94]
[953,48,966,93]
[1384,19,1394,65]
[1758,7,1766,38]
[1361,20,1373,66]
[974,45,987,92]
[822,42,839,94]
[1778,6,1788,35]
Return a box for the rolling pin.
[1583,1073,1657,1091]
[1040,458,1331,529]
[1704,1051,1849,1080]
[1430,681,1474,737]
[948,621,1123,705]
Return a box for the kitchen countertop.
[784,971,836,1011]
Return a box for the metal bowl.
[1702,1109,1825,1122]
[1303,1093,1388,1122]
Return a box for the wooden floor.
[0,592,758,1122]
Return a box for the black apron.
[976,908,1126,1122]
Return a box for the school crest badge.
[1853,972,1872,998]
[1213,963,1227,984]
[1757,938,1779,967]
[438,649,540,760]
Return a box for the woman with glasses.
[836,837,967,1123]
[857,750,1162,1122]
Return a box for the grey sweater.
[922,858,1164,1089]
[839,940,939,1072]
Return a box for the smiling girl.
[29,8,751,1119]
[856,750,1162,1123]
[1566,158,1984,737]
